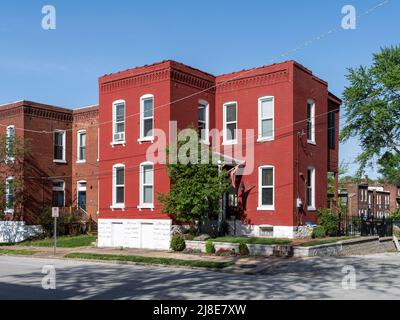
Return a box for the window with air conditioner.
[112,100,125,144]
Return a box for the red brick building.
[97,60,341,248]
[0,101,99,224]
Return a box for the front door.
[78,191,87,211]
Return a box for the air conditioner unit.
[114,132,125,142]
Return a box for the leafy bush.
[318,208,339,236]
[391,209,400,221]
[205,240,215,254]
[170,234,186,252]
[312,226,326,239]
[238,242,250,256]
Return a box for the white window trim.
[257,165,275,211]
[76,180,87,209]
[6,125,15,163]
[138,161,154,210]
[111,100,126,146]
[5,177,14,214]
[257,96,275,142]
[307,167,316,211]
[307,99,316,145]
[198,99,210,145]
[111,163,125,210]
[53,129,66,163]
[52,179,65,208]
[76,129,87,163]
[97,128,100,162]
[138,94,155,143]
[222,101,238,145]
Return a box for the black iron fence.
[339,215,393,237]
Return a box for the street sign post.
[52,207,59,256]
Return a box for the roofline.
[328,92,342,104]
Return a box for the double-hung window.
[223,102,237,144]
[307,100,316,144]
[54,130,66,162]
[112,164,125,208]
[112,100,125,144]
[5,177,14,213]
[52,180,65,207]
[139,162,154,209]
[258,97,274,141]
[139,95,154,141]
[77,130,86,162]
[307,167,316,210]
[198,100,209,144]
[6,125,15,160]
[258,166,274,210]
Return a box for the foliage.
[299,236,358,247]
[312,226,326,239]
[65,252,233,269]
[0,133,30,219]
[327,162,350,194]
[317,208,339,236]
[340,46,400,184]
[238,242,250,256]
[0,249,37,255]
[391,209,400,221]
[205,240,215,254]
[36,207,81,237]
[158,128,231,223]
[170,234,186,252]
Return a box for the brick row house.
[97,60,341,249]
[344,179,400,218]
[0,101,99,224]
[1,60,341,248]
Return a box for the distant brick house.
[343,179,400,218]
[97,60,341,249]
[0,101,99,224]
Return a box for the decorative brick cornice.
[100,69,170,94]
[170,68,215,92]
[0,105,24,119]
[73,109,99,123]
[216,69,290,93]
[23,105,73,122]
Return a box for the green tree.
[0,132,29,220]
[158,130,230,224]
[327,161,350,194]
[340,46,400,185]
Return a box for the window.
[112,100,125,144]
[307,167,316,210]
[198,100,209,144]
[54,130,66,162]
[52,180,65,207]
[6,125,15,160]
[223,102,237,144]
[328,112,335,149]
[139,94,154,141]
[258,97,274,141]
[139,162,154,208]
[112,164,125,208]
[258,166,274,210]
[77,130,86,162]
[5,177,14,213]
[307,100,315,144]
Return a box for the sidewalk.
[3,244,288,274]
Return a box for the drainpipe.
[217,159,224,236]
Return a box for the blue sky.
[0,0,399,178]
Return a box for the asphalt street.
[1,253,399,300]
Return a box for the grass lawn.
[211,236,292,245]
[298,237,359,247]
[65,252,233,269]
[0,249,37,255]
[18,235,97,248]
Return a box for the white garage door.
[140,223,154,249]
[111,222,124,247]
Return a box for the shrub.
[312,225,326,239]
[170,234,186,252]
[205,240,215,254]
[318,208,339,236]
[391,209,400,221]
[238,242,250,256]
